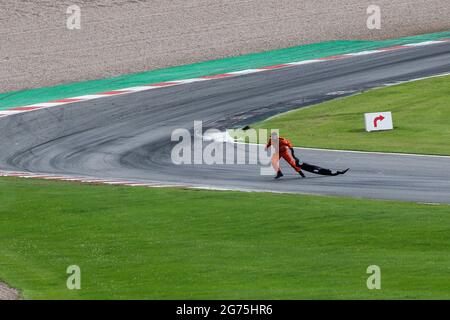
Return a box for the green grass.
[254,75,450,155]
[1,177,449,299]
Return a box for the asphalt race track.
[1,42,450,203]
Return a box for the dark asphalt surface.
[1,42,450,203]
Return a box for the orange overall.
[266,137,302,173]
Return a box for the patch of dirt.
[0,282,20,300]
[0,0,449,92]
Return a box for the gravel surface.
[1,0,449,92]
[0,282,20,300]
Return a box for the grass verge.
[0,177,449,299]
[254,75,450,155]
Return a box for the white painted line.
[0,110,29,115]
[102,181,134,185]
[42,176,68,180]
[382,72,450,88]
[79,179,111,183]
[22,174,55,178]
[404,40,447,47]
[99,90,133,95]
[227,69,265,75]
[295,146,450,159]
[285,59,322,66]
[71,94,110,100]
[29,102,65,108]
[170,78,208,84]
[2,172,31,176]
[0,170,193,189]
[121,86,155,92]
[232,141,450,159]
[144,85,177,89]
[344,50,382,56]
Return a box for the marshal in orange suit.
[265,132,305,179]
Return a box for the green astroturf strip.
[1,30,449,110]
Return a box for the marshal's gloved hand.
[290,147,301,167]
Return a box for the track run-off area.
[1,41,450,204]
